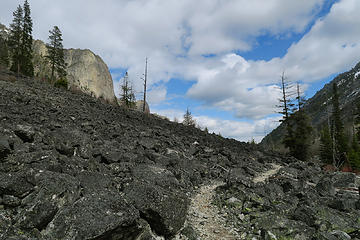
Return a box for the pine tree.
[9,5,23,74]
[320,124,333,165]
[46,26,67,80]
[0,36,9,68]
[277,72,296,153]
[348,134,360,170]
[284,83,312,161]
[332,83,348,168]
[349,101,360,170]
[120,72,136,108]
[204,127,209,133]
[21,0,34,76]
[183,108,196,126]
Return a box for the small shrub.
[54,78,68,89]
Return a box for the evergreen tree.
[183,108,196,126]
[8,1,34,76]
[283,83,312,161]
[320,124,334,164]
[46,26,67,80]
[332,83,348,167]
[348,134,360,170]
[8,5,23,74]
[21,0,34,77]
[277,72,296,155]
[349,101,360,170]
[0,36,9,68]
[120,72,136,108]
[289,110,313,161]
[204,127,209,133]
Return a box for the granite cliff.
[0,22,117,104]
[32,40,116,104]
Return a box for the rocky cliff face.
[0,24,8,39]
[33,40,116,104]
[1,70,359,239]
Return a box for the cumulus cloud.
[152,108,281,142]
[2,0,359,139]
[1,0,326,85]
[147,85,167,105]
[186,0,360,119]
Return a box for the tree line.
[0,0,66,86]
[278,73,312,161]
[319,83,360,171]
[279,72,360,171]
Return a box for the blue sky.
[1,0,360,141]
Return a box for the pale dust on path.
[187,181,239,240]
[253,163,282,184]
[187,164,282,240]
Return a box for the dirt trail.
[187,181,239,240]
[253,163,282,184]
[186,164,282,239]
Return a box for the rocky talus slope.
[0,70,360,240]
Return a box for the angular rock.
[124,181,189,238]
[332,172,356,188]
[14,125,35,143]
[43,191,141,240]
[0,136,11,160]
[2,195,21,207]
[328,197,357,211]
[0,171,34,197]
[316,176,336,196]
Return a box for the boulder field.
[0,70,359,240]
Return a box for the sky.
[1,0,360,142]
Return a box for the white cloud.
[186,0,360,119]
[152,108,281,142]
[1,0,326,84]
[2,0,359,138]
[147,85,167,105]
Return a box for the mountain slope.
[0,70,359,239]
[261,61,360,148]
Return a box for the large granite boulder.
[33,40,116,104]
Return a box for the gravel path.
[187,181,239,240]
[186,164,283,239]
[253,163,282,183]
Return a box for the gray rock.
[14,125,35,143]
[329,230,351,240]
[0,171,34,197]
[292,205,316,227]
[43,191,141,240]
[0,136,11,160]
[328,197,358,211]
[332,172,356,188]
[316,176,336,196]
[124,181,189,238]
[2,195,21,207]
